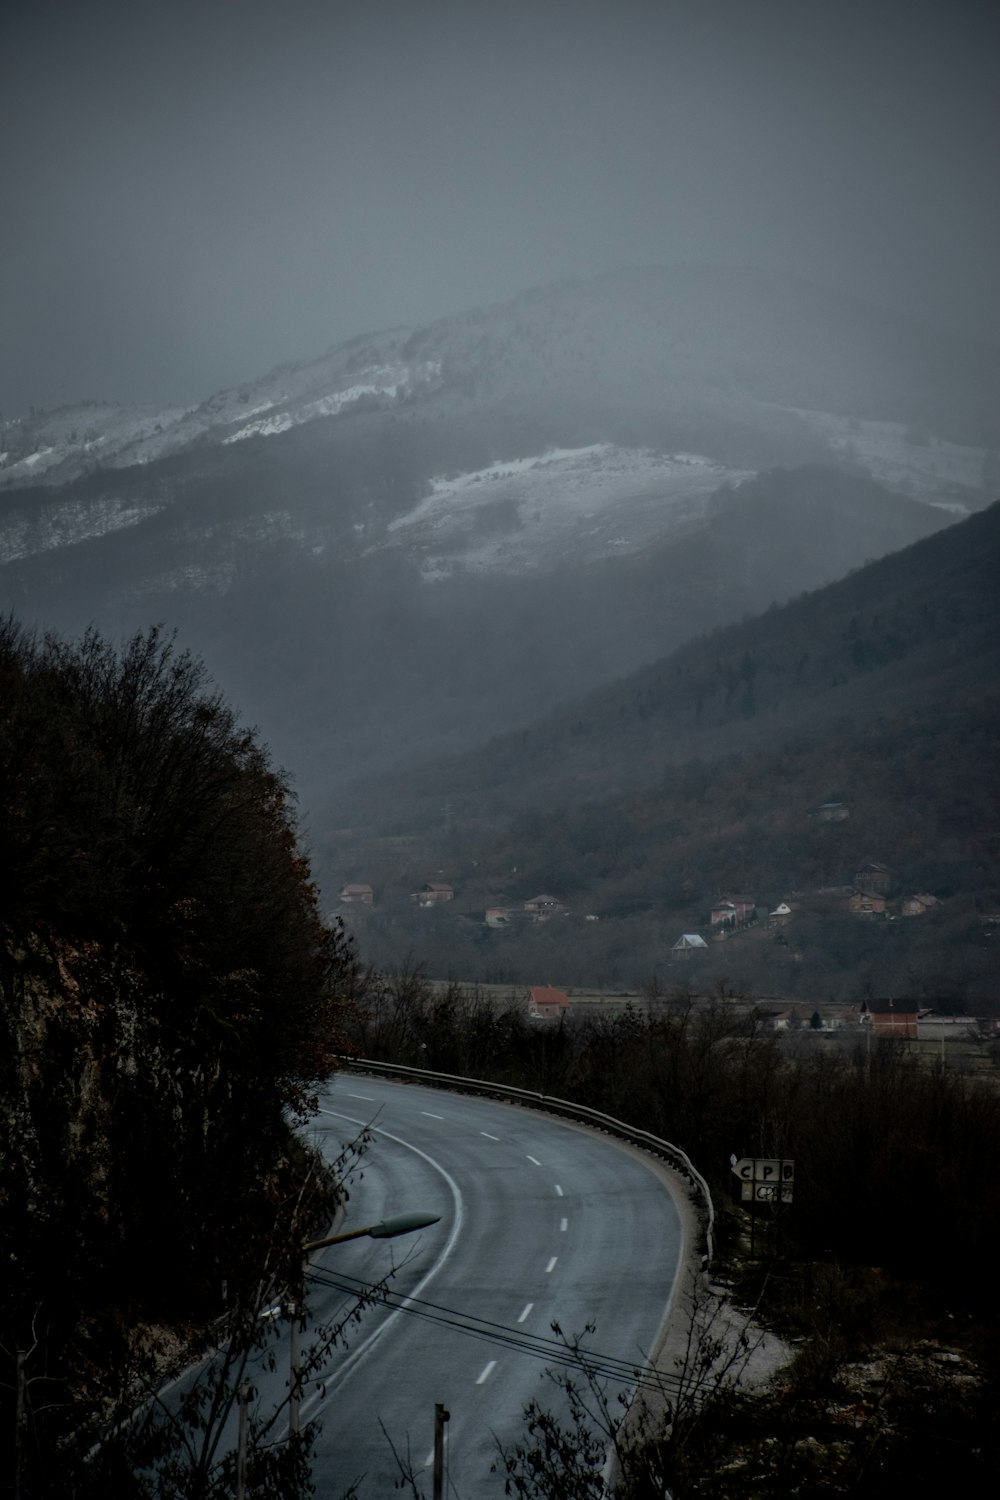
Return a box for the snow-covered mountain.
[0,331,442,489]
[3,265,996,523]
[0,264,993,813]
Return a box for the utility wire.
[304,1266,686,1395]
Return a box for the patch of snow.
[386,444,750,574]
[783,408,983,508]
[222,359,440,445]
[223,411,297,443]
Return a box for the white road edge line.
[545,1256,558,1273]
[475,1360,497,1385]
[526,1155,541,1166]
[300,1109,465,1423]
[517,1303,533,1324]
[346,1093,374,1101]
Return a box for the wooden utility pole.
[236,1382,253,1500]
[432,1402,450,1500]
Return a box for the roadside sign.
[731,1157,794,1184]
[741,1181,794,1203]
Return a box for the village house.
[338,882,374,906]
[916,1012,978,1043]
[854,860,893,894]
[860,998,921,1038]
[710,897,755,928]
[523,894,566,921]
[527,986,570,1021]
[411,882,455,907]
[846,890,887,916]
[768,901,799,926]
[759,1006,809,1032]
[812,1008,856,1032]
[671,933,708,957]
[484,906,514,928]
[901,892,939,917]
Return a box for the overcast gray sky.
[3,0,998,416]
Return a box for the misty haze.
[2,2,999,1496]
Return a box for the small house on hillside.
[339,882,374,906]
[710,897,755,928]
[524,894,565,921]
[671,934,708,957]
[901,892,939,917]
[411,882,455,907]
[528,986,569,1021]
[846,890,887,916]
[768,902,800,926]
[854,861,892,894]
[485,906,514,928]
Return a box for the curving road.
[288,1075,686,1498]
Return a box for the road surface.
[290,1074,686,1498]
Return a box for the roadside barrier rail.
[339,1056,715,1264]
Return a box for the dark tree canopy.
[0,619,354,1491]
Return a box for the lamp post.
[288,1211,441,1436]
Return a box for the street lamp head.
[303,1210,441,1254]
[368,1211,441,1239]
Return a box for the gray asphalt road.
[290,1075,685,1499]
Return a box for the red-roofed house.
[861,998,921,1038]
[528,986,570,1020]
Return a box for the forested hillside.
[332,502,1000,995]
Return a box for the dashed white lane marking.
[481,1131,500,1140]
[526,1155,541,1166]
[346,1093,374,1101]
[475,1360,497,1385]
[424,1449,435,1469]
[554,1184,564,1196]
[545,1256,558,1274]
[421,1111,444,1120]
[560,1218,568,1232]
[518,1303,533,1323]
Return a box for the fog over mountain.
[4,0,997,952]
[4,0,998,415]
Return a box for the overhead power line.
[304,1266,686,1395]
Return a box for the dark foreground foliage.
[0,619,355,1497]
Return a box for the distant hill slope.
[345,498,1000,832]
[332,502,1000,996]
[0,463,950,812]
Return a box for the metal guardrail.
[340,1056,715,1264]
